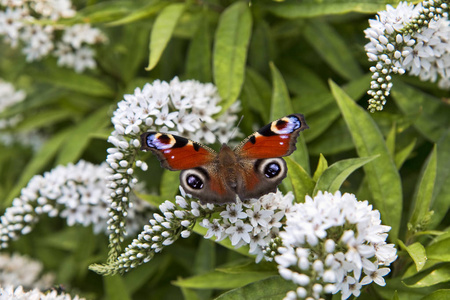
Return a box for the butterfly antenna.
[226,115,244,144]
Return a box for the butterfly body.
[141,114,308,204]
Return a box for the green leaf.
[313,155,378,195]
[215,275,297,300]
[331,80,402,240]
[194,239,215,275]
[56,105,110,165]
[421,290,450,300]
[398,240,427,272]
[106,1,166,26]
[123,256,170,294]
[104,275,131,300]
[146,3,185,71]
[395,138,417,169]
[213,2,252,111]
[270,63,310,174]
[392,80,450,142]
[427,237,450,262]
[192,223,251,257]
[312,154,328,182]
[409,145,437,230]
[241,68,272,122]
[160,170,180,198]
[404,265,450,288]
[285,157,314,202]
[303,20,362,80]
[15,109,74,131]
[429,129,450,229]
[185,12,212,83]
[386,123,396,157]
[173,270,273,289]
[269,62,294,121]
[308,118,354,156]
[268,0,394,18]
[32,68,114,97]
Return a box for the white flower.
[225,219,253,245]
[220,203,247,223]
[274,191,397,300]
[0,285,85,300]
[0,252,54,289]
[62,24,104,49]
[154,104,178,128]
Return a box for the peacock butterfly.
[140,114,308,204]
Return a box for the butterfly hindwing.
[140,132,216,170]
[235,114,309,159]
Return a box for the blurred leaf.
[32,68,114,97]
[216,260,276,274]
[4,129,69,207]
[213,2,252,111]
[76,1,138,23]
[268,0,394,18]
[409,145,437,230]
[304,20,362,80]
[123,255,170,294]
[313,155,378,195]
[285,157,314,202]
[270,63,310,174]
[104,274,131,300]
[421,290,450,300]
[15,109,74,131]
[146,3,185,71]
[404,265,450,288]
[215,275,296,300]
[392,81,450,142]
[331,80,402,240]
[248,20,272,75]
[106,1,166,26]
[312,154,328,182]
[185,12,212,83]
[398,240,427,272]
[56,105,110,165]
[173,270,274,289]
[429,129,450,229]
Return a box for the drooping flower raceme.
[105,77,241,261]
[270,191,397,300]
[364,0,450,112]
[0,160,152,249]
[91,188,292,275]
[0,0,106,72]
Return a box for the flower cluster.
[200,190,294,262]
[0,160,152,249]
[92,188,294,275]
[0,286,85,300]
[0,252,54,290]
[0,0,106,72]
[364,0,450,112]
[105,77,241,260]
[270,191,397,300]
[90,187,216,275]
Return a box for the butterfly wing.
[140,132,216,170]
[234,114,309,159]
[234,114,308,200]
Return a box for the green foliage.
[1,0,448,299]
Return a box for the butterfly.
[140,114,308,204]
